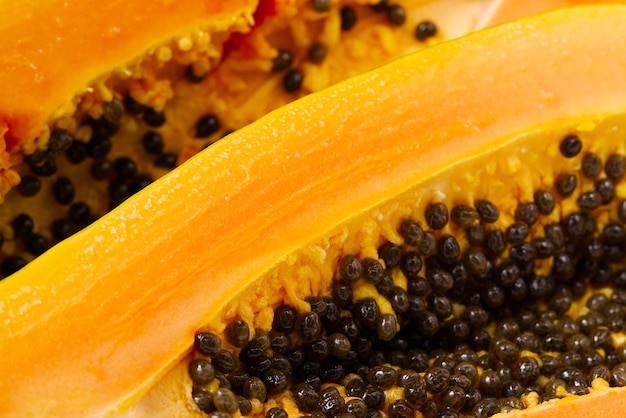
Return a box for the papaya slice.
[0,0,505,276]
[0,0,605,278]
[2,4,626,417]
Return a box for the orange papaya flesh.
[0,0,594,278]
[1,4,626,417]
[144,111,626,417]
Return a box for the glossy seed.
[339,254,362,283]
[389,286,409,313]
[272,49,294,71]
[362,386,385,409]
[308,44,326,63]
[243,376,266,401]
[143,108,166,127]
[213,350,237,373]
[17,174,41,197]
[47,129,74,156]
[113,157,137,180]
[65,141,87,164]
[298,312,322,343]
[438,235,460,264]
[68,202,91,224]
[330,280,353,308]
[225,319,250,348]
[399,219,423,245]
[283,69,303,92]
[292,383,319,412]
[533,189,556,214]
[188,358,215,385]
[194,331,221,356]
[555,173,578,197]
[192,388,214,413]
[53,177,75,205]
[505,221,530,245]
[263,368,288,395]
[388,399,414,418]
[328,332,351,357]
[265,407,288,418]
[424,367,450,393]
[466,223,485,246]
[474,199,499,222]
[87,134,113,159]
[195,114,220,138]
[367,365,397,388]
[345,398,367,418]
[154,152,178,168]
[90,158,112,180]
[605,154,626,181]
[582,153,602,178]
[340,6,357,30]
[425,202,448,229]
[12,213,34,239]
[463,248,489,277]
[595,178,615,204]
[559,134,582,158]
[355,298,380,328]
[378,242,402,269]
[575,191,602,212]
[142,131,164,154]
[387,4,406,25]
[427,268,453,293]
[415,20,438,41]
[213,387,238,413]
[51,218,72,241]
[377,313,397,341]
[515,202,539,226]
[25,233,49,256]
[400,251,423,278]
[272,304,297,333]
[418,231,436,256]
[30,158,58,176]
[451,204,479,227]
[361,258,384,284]
[486,229,506,258]
[319,390,345,415]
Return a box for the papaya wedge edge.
[1,4,626,417]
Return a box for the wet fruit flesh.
[3,5,626,417]
[0,0,491,278]
[135,112,626,416]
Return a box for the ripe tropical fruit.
[1,2,626,418]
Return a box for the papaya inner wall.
[0,5,626,417]
[0,0,254,145]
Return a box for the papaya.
[0,0,514,275]
[0,0,609,276]
[1,3,626,418]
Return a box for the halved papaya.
[1,4,626,418]
[0,0,616,302]
[0,0,601,279]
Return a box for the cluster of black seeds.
[275,2,439,93]
[1,95,229,277]
[0,99,163,276]
[188,134,626,417]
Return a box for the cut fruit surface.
[0,0,503,278]
[1,3,626,418]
